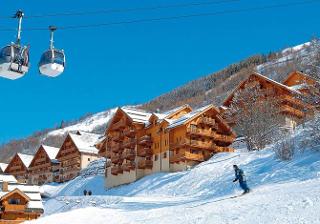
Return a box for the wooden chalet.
[56,131,102,182]
[4,154,33,183]
[282,71,317,94]
[104,104,235,188]
[283,71,320,110]
[221,72,313,130]
[0,174,43,223]
[28,145,60,185]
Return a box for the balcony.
[199,117,216,126]
[187,127,214,138]
[4,204,26,211]
[169,153,184,163]
[138,135,152,146]
[213,133,234,143]
[113,132,124,142]
[138,160,153,169]
[112,119,126,131]
[122,149,135,160]
[137,147,152,157]
[187,140,216,151]
[214,146,234,153]
[280,95,311,109]
[281,105,304,118]
[123,138,136,149]
[122,162,136,172]
[124,128,136,137]
[184,152,205,162]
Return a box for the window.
[155,155,159,161]
[163,152,167,159]
[8,198,21,205]
[88,158,91,161]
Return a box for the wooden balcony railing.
[213,133,234,143]
[169,153,184,163]
[4,204,26,211]
[184,152,205,162]
[280,95,311,109]
[188,140,216,151]
[187,127,215,138]
[214,146,234,153]
[112,119,126,131]
[138,160,153,169]
[137,148,152,157]
[281,105,304,118]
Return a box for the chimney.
[2,181,8,192]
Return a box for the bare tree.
[225,82,286,151]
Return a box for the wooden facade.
[56,132,101,182]
[221,72,313,129]
[28,145,60,185]
[168,105,235,171]
[103,105,235,188]
[4,154,33,183]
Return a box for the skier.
[233,165,250,194]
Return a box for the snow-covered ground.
[27,122,320,224]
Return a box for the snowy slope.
[47,108,117,137]
[29,121,320,224]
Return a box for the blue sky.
[0,0,319,143]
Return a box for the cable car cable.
[0,0,320,31]
[0,0,239,19]
[0,0,318,32]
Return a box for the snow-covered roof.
[0,174,17,183]
[162,104,190,117]
[167,105,213,129]
[17,153,34,168]
[7,184,41,193]
[288,83,309,91]
[42,145,60,160]
[122,108,152,124]
[27,200,44,210]
[0,163,8,172]
[69,132,101,154]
